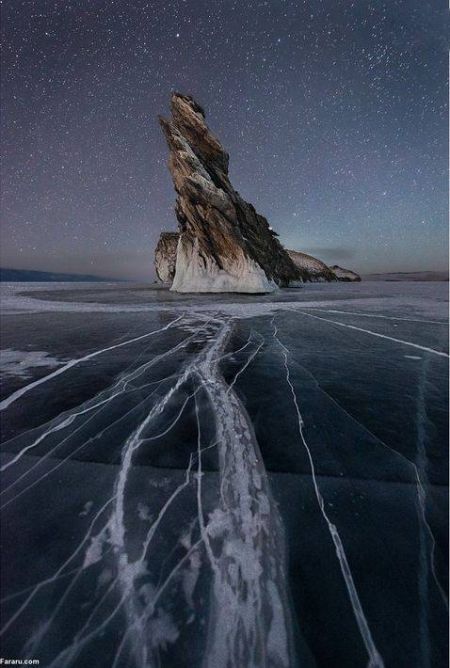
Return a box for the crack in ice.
[271,317,385,668]
[315,308,447,325]
[0,314,185,411]
[296,310,449,358]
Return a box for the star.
[0,0,446,279]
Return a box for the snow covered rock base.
[171,238,277,293]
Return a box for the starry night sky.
[1,0,448,280]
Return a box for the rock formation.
[153,230,351,288]
[287,250,337,282]
[330,265,361,282]
[158,93,308,293]
[154,232,179,283]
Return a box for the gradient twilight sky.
[1,0,448,280]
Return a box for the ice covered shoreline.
[1,280,448,321]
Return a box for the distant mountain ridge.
[0,268,116,282]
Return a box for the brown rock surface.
[154,232,179,282]
[287,250,337,282]
[330,265,361,282]
[158,93,307,292]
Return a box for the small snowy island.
[155,93,360,292]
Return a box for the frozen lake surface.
[0,281,448,668]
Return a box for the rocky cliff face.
[158,93,307,293]
[330,265,361,282]
[154,232,179,282]
[287,250,337,282]
[154,231,363,287]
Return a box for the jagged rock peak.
[158,92,306,293]
[159,92,230,181]
[172,92,206,118]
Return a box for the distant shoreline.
[362,271,448,282]
[0,268,120,282]
[1,267,448,283]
